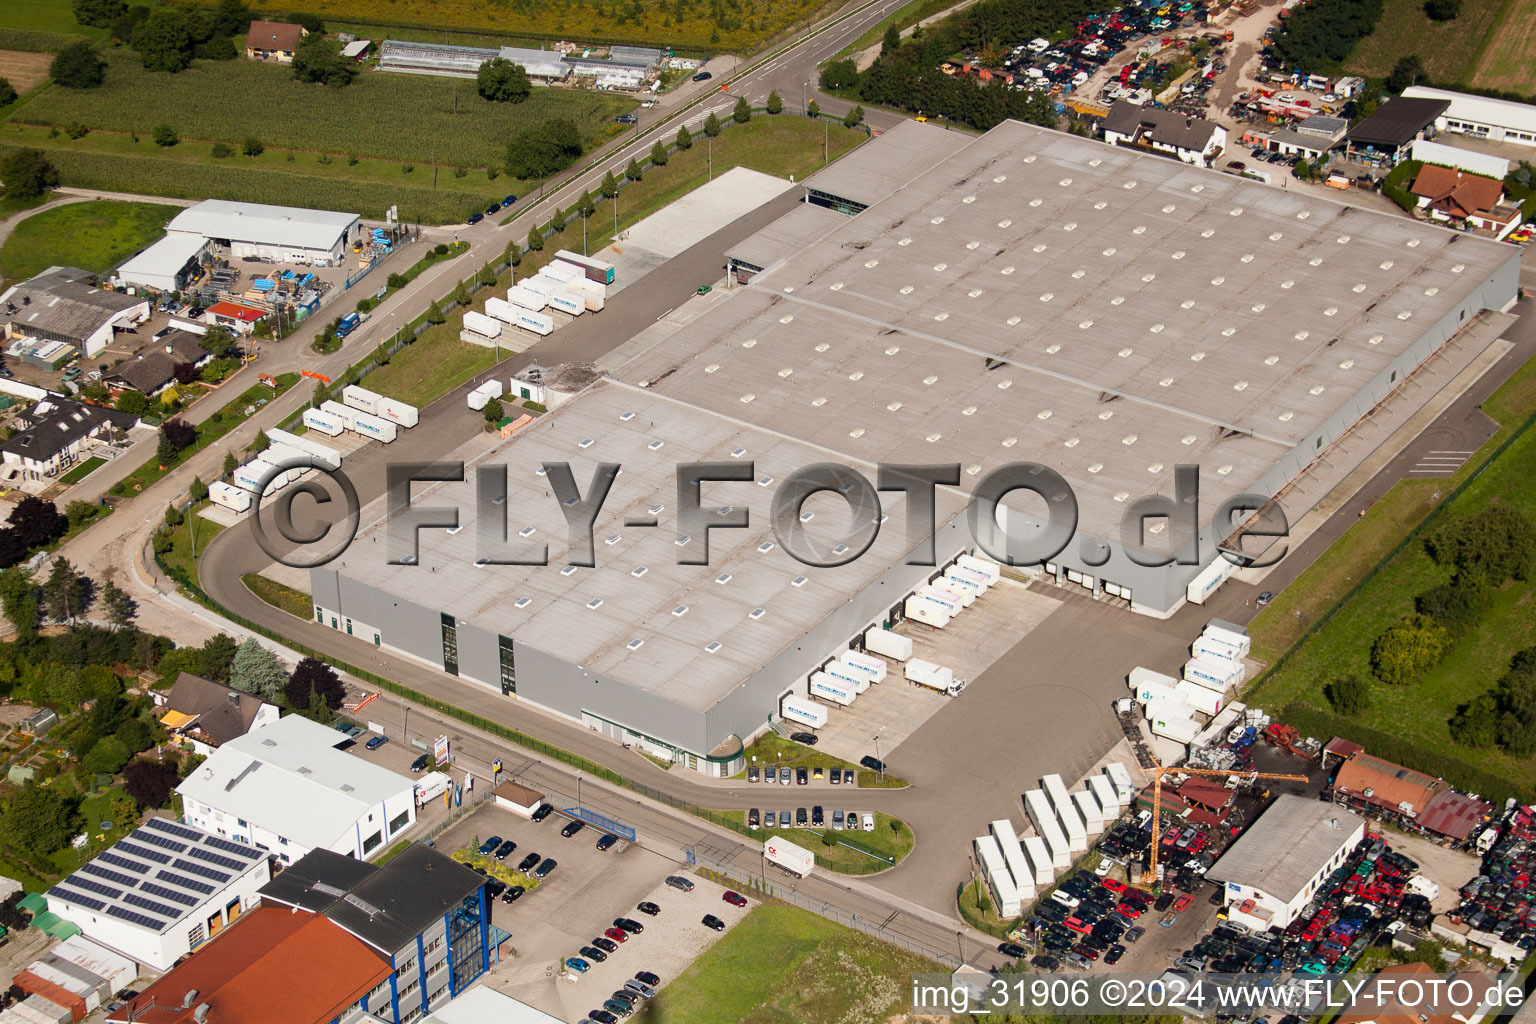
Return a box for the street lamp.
[400,697,411,745]
[576,772,583,813]
[873,731,884,782]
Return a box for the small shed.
[493,781,545,818]
[21,708,58,736]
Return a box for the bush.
[51,41,106,89]
[1449,646,1536,756]
[211,141,233,158]
[820,58,859,91]
[0,149,59,201]
[243,136,264,157]
[1324,675,1370,715]
[1424,505,1536,585]
[64,121,89,139]
[153,123,178,147]
[1415,576,1488,635]
[1369,613,1449,685]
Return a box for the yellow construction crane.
[1142,760,1308,885]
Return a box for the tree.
[881,23,901,56]
[675,124,693,150]
[703,112,721,137]
[1386,54,1427,94]
[242,136,263,156]
[807,99,820,118]
[1370,613,1449,685]
[9,498,65,548]
[1424,505,1536,585]
[625,158,644,182]
[115,390,150,417]
[63,500,97,531]
[0,149,59,201]
[600,170,620,198]
[101,579,136,629]
[83,736,130,775]
[1324,675,1370,715]
[291,34,357,86]
[843,104,865,128]
[123,758,180,808]
[157,419,195,462]
[152,123,178,147]
[577,190,596,218]
[42,557,90,623]
[199,325,239,358]
[163,503,182,528]
[1425,0,1460,19]
[73,0,127,27]
[51,41,106,88]
[504,118,582,180]
[732,96,751,123]
[0,80,17,108]
[476,57,532,103]
[288,11,325,33]
[650,140,669,166]
[482,397,504,424]
[200,633,237,682]
[132,8,193,73]
[207,0,252,37]
[1,783,81,856]
[766,89,783,115]
[284,656,344,710]
[526,224,544,252]
[820,58,859,91]
[228,637,287,702]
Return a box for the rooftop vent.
[749,608,766,620]
[515,597,532,608]
[791,575,808,587]
[704,641,722,654]
[586,598,603,610]
[560,565,577,577]
[626,639,644,651]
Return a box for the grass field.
[1472,0,1536,93]
[160,505,227,582]
[359,331,500,409]
[242,573,314,619]
[1248,352,1536,787]
[722,810,914,873]
[1345,0,1512,87]
[837,0,960,57]
[0,49,51,92]
[180,0,834,54]
[58,456,104,484]
[633,903,940,1023]
[3,0,106,37]
[0,199,174,281]
[13,49,633,170]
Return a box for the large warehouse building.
[312,119,1520,774]
[164,199,360,265]
[1210,794,1366,929]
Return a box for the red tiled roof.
[1334,752,1443,816]
[206,302,266,322]
[107,907,389,1024]
[1410,164,1505,218]
[1418,789,1492,841]
[1325,737,1364,759]
[247,21,306,52]
[1178,776,1235,811]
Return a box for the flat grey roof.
[1209,794,1363,904]
[725,202,845,272]
[344,379,968,713]
[801,119,960,207]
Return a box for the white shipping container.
[926,581,974,608]
[1202,624,1252,658]
[1184,656,1244,691]
[990,820,1037,898]
[1104,763,1134,805]
[975,835,1022,917]
[564,276,607,303]
[1193,634,1243,663]
[1089,775,1120,820]
[958,553,1002,583]
[781,694,828,729]
[546,291,585,317]
[320,399,357,429]
[264,443,312,481]
[1022,835,1055,883]
[484,297,520,323]
[809,672,856,706]
[514,309,555,336]
[506,286,548,311]
[917,586,962,615]
[947,564,993,591]
[302,408,345,436]
[208,480,252,513]
[1134,679,1181,706]
[375,397,419,428]
[942,570,986,597]
[904,594,951,628]
[476,379,504,399]
[1144,698,1190,728]
[1177,680,1224,717]
[540,263,580,284]
[549,258,589,280]
[468,391,489,411]
[341,384,381,416]
[462,311,502,339]
[352,412,398,443]
[1074,789,1105,835]
[822,661,869,694]
[1128,666,1180,692]
[1152,715,1201,744]
[863,627,912,661]
[1042,774,1088,852]
[1025,790,1072,868]
[839,649,888,683]
[520,276,557,297]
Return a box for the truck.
[1184,656,1245,692]
[904,594,951,628]
[764,837,815,878]
[375,396,419,429]
[462,311,502,339]
[414,771,451,806]
[352,412,398,443]
[839,649,887,683]
[302,408,345,437]
[904,658,964,696]
[341,385,381,417]
[335,312,362,338]
[554,249,616,285]
[781,694,828,730]
[545,290,586,317]
[863,627,912,661]
[208,480,252,513]
[506,285,548,311]
[809,672,856,706]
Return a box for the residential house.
[1100,103,1227,165]
[1337,962,1501,1024]
[153,672,280,756]
[245,21,308,63]
[1409,164,1522,239]
[0,397,141,481]
[103,329,211,396]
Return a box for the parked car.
[779,767,792,785]
[614,918,645,934]
[467,212,485,225]
[589,1011,618,1024]
[637,901,661,916]
[562,820,587,838]
[635,971,661,987]
[478,836,503,856]
[811,806,824,827]
[410,754,429,772]
[748,766,760,782]
[494,839,517,860]
[861,812,875,832]
[859,755,886,773]
[566,957,591,973]
[998,942,1028,959]
[485,202,501,215]
[580,945,608,962]
[534,858,557,878]
[790,731,818,746]
[502,194,517,206]
[665,876,694,892]
[615,113,638,124]
[604,927,629,943]
[596,834,619,851]
[625,979,656,999]
[518,853,541,872]
[1031,954,1060,971]
[722,891,748,908]
[592,936,618,953]
[748,809,760,829]
[692,71,712,81]
[501,885,525,904]
[833,809,845,830]
[365,735,388,750]
[532,804,554,822]
[796,767,808,785]
[702,914,726,930]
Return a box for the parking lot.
[427,800,755,1021]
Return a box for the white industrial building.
[1409,139,1511,181]
[0,266,150,359]
[115,235,210,294]
[1404,85,1536,149]
[44,818,270,970]
[164,199,361,265]
[1209,794,1366,930]
[176,714,417,863]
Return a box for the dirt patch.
[1471,0,1536,94]
[0,51,52,94]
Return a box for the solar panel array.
[43,821,264,934]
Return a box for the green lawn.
[12,49,632,171]
[633,903,941,1024]
[0,190,53,220]
[58,456,104,484]
[836,0,959,57]
[241,573,313,620]
[724,811,914,873]
[1344,0,1508,85]
[359,330,499,410]
[1248,349,1536,799]
[159,504,227,582]
[0,199,174,281]
[1,0,108,37]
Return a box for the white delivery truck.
[462,311,502,340]
[208,480,252,513]
[863,627,912,661]
[1192,633,1243,663]
[1025,789,1072,868]
[1176,680,1224,717]
[507,285,548,311]
[764,837,815,878]
[302,408,345,436]
[321,399,357,429]
[1042,773,1088,854]
[341,385,381,416]
[1202,624,1251,658]
[352,412,398,443]
[839,650,888,683]
[958,553,1002,584]
[1184,656,1245,692]
[514,309,555,337]
[546,290,585,317]
[414,772,450,806]
[375,396,419,428]
[905,659,964,696]
[904,594,951,628]
[809,672,856,706]
[781,694,828,730]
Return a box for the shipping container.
[1021,834,1055,883]
[506,286,548,312]
[341,384,381,416]
[1151,714,1201,744]
[781,694,828,729]
[539,263,580,284]
[208,480,252,513]
[990,819,1037,897]
[947,564,993,591]
[476,379,504,399]
[546,291,585,317]
[1104,763,1135,805]
[821,661,869,694]
[563,277,607,311]
[1207,617,1248,637]
[958,552,1002,584]
[1134,678,1181,707]
[1184,656,1244,691]
[975,834,1023,916]
[520,276,557,297]
[320,399,357,429]
[301,408,345,437]
[1128,666,1180,692]
[484,297,520,324]
[1192,633,1243,663]
[923,581,973,609]
[468,391,489,411]
[863,627,912,661]
[839,649,888,683]
[462,311,503,339]
[263,443,312,481]
[375,396,419,428]
[1043,773,1088,853]
[809,672,856,706]
[904,594,951,628]
[352,412,398,443]
[1025,790,1072,868]
[513,309,555,337]
[248,456,290,489]
[1089,774,1120,820]
[1073,789,1105,835]
[1176,680,1224,717]
[942,570,986,597]
[1202,623,1251,657]
[554,249,616,284]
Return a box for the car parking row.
[1008,868,1159,971]
[748,764,857,785]
[747,806,877,832]
[1452,803,1536,951]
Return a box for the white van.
[861,812,875,832]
